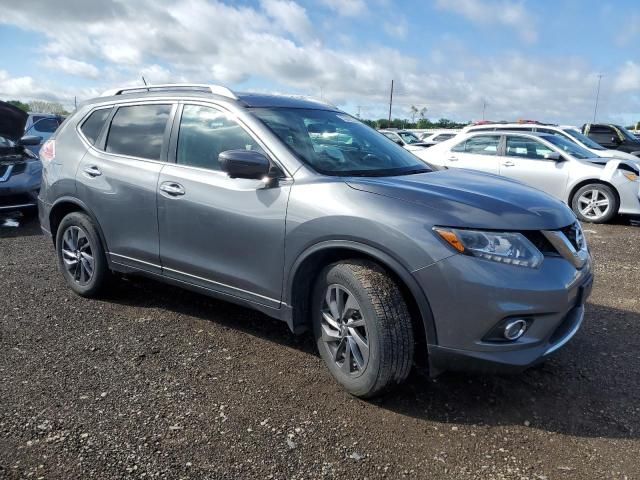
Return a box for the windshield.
[617,125,639,142]
[562,128,606,150]
[399,131,420,144]
[251,108,431,176]
[545,135,596,160]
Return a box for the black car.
[582,123,640,157]
[0,101,44,214]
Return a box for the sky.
[0,0,638,125]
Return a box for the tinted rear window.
[32,117,62,133]
[80,108,112,145]
[105,104,172,160]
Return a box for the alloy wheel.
[320,284,370,376]
[61,225,95,285]
[577,189,610,221]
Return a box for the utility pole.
[388,80,394,125]
[482,100,487,120]
[593,74,603,123]
[356,105,362,118]
[74,96,77,110]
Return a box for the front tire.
[571,183,618,224]
[312,260,414,398]
[55,212,111,297]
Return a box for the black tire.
[311,260,414,398]
[571,183,618,224]
[55,212,111,297]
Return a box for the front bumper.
[0,161,42,210]
[414,253,593,375]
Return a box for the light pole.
[593,74,603,123]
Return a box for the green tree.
[6,100,30,112]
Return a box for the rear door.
[498,135,569,199]
[157,103,290,308]
[76,102,175,274]
[446,135,501,174]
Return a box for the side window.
[452,135,500,155]
[506,136,554,160]
[434,134,454,141]
[80,108,112,145]
[177,105,265,171]
[105,104,172,160]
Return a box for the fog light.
[503,319,528,340]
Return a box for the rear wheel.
[571,183,618,224]
[55,212,111,297]
[312,260,414,398]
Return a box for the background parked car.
[418,130,459,146]
[415,131,640,223]
[462,122,640,162]
[23,113,65,156]
[378,129,429,152]
[582,123,640,157]
[0,101,43,214]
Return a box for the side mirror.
[219,149,271,179]
[611,136,621,144]
[395,139,405,146]
[543,152,562,161]
[18,135,42,146]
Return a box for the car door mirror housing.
[543,152,562,161]
[611,136,621,144]
[219,149,271,179]
[18,135,42,146]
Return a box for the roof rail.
[99,83,237,99]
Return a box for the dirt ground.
[1,213,639,479]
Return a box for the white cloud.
[0,0,637,123]
[384,17,408,39]
[435,0,537,44]
[42,56,100,78]
[614,61,640,93]
[320,0,366,17]
[261,0,315,43]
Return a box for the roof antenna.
[141,75,149,91]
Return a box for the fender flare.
[49,196,111,258]
[285,239,438,346]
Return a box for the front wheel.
[312,260,414,398]
[571,183,618,224]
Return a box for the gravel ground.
[1,213,639,479]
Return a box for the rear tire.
[311,260,414,398]
[55,212,111,297]
[571,183,618,224]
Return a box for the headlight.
[434,227,544,268]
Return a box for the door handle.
[160,182,185,196]
[448,156,458,162]
[502,160,515,167]
[83,165,102,177]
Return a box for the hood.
[0,101,28,142]
[604,149,640,161]
[346,169,576,230]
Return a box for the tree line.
[5,99,70,116]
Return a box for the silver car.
[416,131,640,223]
[39,84,593,397]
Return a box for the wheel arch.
[49,197,110,254]
[285,240,437,365]
[567,179,620,212]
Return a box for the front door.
[447,134,501,174]
[157,104,290,309]
[498,135,569,200]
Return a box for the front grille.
[522,230,558,256]
[560,223,580,251]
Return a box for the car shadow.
[105,276,638,440]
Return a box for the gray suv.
[39,84,593,397]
